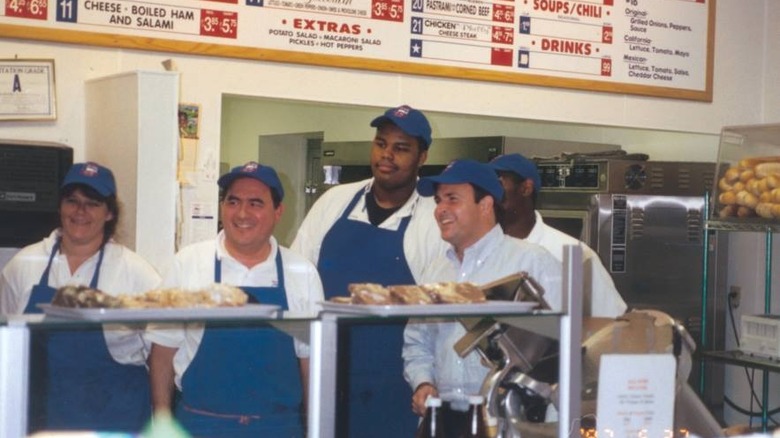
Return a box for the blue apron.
[174,250,303,438]
[318,188,418,438]
[26,239,151,433]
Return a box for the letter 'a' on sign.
[0,59,57,120]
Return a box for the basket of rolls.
[717,156,780,220]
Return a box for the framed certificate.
[0,59,57,121]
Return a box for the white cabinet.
[84,71,179,273]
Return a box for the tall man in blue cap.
[146,161,324,437]
[292,105,447,436]
[489,153,626,318]
[403,159,563,421]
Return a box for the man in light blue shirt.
[402,159,563,416]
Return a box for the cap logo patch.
[393,106,411,118]
[82,163,99,178]
[242,162,259,173]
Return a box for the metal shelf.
[699,350,780,374]
[706,219,780,233]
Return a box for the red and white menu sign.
[0,0,713,100]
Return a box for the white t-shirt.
[143,231,324,389]
[526,211,627,318]
[291,178,448,284]
[0,229,161,365]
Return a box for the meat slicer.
[454,273,723,438]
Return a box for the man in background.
[489,153,626,317]
[292,104,447,437]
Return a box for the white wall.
[0,1,774,165]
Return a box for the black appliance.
[0,140,73,248]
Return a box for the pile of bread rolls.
[718,156,780,219]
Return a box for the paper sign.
[596,354,675,438]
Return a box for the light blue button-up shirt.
[402,225,562,410]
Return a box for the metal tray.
[319,300,538,317]
[37,303,280,321]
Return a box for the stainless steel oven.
[535,159,716,242]
[535,159,727,408]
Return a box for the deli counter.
[0,249,583,438]
[1,246,726,438]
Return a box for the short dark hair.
[473,184,502,224]
[60,184,120,245]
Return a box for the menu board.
[0,0,714,100]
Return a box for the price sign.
[492,4,513,24]
[601,58,612,76]
[200,9,238,39]
[602,25,613,44]
[491,26,513,45]
[491,48,512,66]
[5,0,48,20]
[372,0,403,22]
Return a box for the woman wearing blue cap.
[0,161,161,433]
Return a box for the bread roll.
[759,191,772,203]
[767,174,780,189]
[421,282,485,304]
[718,191,737,205]
[718,205,738,218]
[740,169,755,183]
[737,206,756,218]
[755,162,780,179]
[771,188,780,204]
[738,156,780,169]
[736,190,759,208]
[348,283,395,304]
[723,166,741,183]
[53,286,122,308]
[746,179,761,196]
[388,285,435,305]
[756,203,774,219]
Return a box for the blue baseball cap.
[62,162,116,197]
[370,105,433,150]
[417,159,504,201]
[218,161,284,201]
[489,153,542,194]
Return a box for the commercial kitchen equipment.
[533,157,728,409]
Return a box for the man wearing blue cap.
[403,159,563,419]
[489,153,626,318]
[292,105,447,436]
[0,161,161,432]
[146,161,324,437]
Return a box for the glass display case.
[710,123,780,232]
[700,122,780,431]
